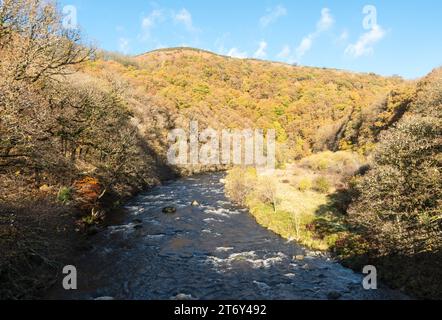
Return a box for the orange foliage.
[72,177,103,211]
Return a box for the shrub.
[57,187,72,204]
[72,177,103,212]
[300,151,365,176]
[254,177,279,213]
[348,115,442,256]
[298,178,312,192]
[313,176,331,194]
[225,167,257,206]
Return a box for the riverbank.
[1,163,226,299]
[0,181,80,299]
[0,172,165,300]
[224,153,440,300]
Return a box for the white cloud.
[118,37,130,55]
[174,8,196,32]
[277,45,291,59]
[294,7,334,60]
[141,9,163,39]
[142,9,163,29]
[260,5,287,28]
[275,8,333,64]
[296,35,313,58]
[277,45,297,64]
[317,8,334,32]
[139,7,200,43]
[345,24,386,57]
[254,41,268,59]
[227,48,248,59]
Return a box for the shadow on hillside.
[309,190,352,238]
[314,189,442,300]
[315,189,353,216]
[0,198,81,299]
[135,131,179,182]
[339,249,442,300]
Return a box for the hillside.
[90,48,408,163]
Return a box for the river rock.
[133,223,143,230]
[294,255,305,261]
[94,296,115,300]
[173,293,195,300]
[302,264,311,271]
[191,200,200,206]
[306,251,324,258]
[162,206,177,214]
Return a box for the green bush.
[57,187,72,204]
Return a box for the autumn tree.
[0,0,93,83]
[348,115,442,255]
[0,0,93,179]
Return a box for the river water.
[48,173,406,300]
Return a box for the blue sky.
[59,0,442,79]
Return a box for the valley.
[0,0,440,301]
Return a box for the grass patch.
[225,151,364,252]
[244,179,342,251]
[57,187,72,204]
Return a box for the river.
[47,173,406,300]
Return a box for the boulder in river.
[302,264,311,271]
[133,224,143,230]
[191,200,200,206]
[162,206,177,214]
[173,293,195,300]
